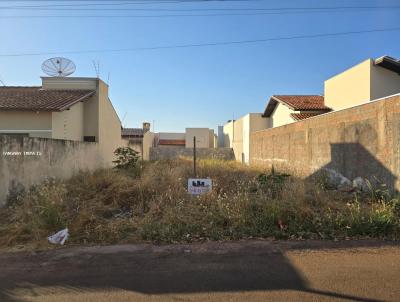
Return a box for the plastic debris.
[48,228,69,245]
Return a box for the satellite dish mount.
[41,57,76,77]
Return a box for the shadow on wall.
[308,142,396,193]
[0,242,388,302]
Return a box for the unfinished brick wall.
[250,94,400,192]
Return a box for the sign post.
[188,178,212,195]
[193,136,197,177]
[188,136,212,195]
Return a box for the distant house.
[121,123,150,155]
[142,128,215,160]
[0,76,124,164]
[157,133,186,148]
[262,95,332,128]
[325,55,400,110]
[223,113,270,163]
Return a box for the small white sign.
[188,178,212,195]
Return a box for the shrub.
[113,147,140,170]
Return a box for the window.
[84,136,96,142]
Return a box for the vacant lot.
[0,159,399,249]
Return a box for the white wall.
[223,113,270,163]
[271,103,296,128]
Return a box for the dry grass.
[1,159,399,249]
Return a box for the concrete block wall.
[150,147,234,161]
[250,94,400,192]
[0,136,102,204]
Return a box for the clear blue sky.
[0,0,399,132]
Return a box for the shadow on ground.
[0,240,396,302]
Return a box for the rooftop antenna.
[92,60,100,78]
[0,74,5,86]
[42,57,76,77]
[121,112,127,128]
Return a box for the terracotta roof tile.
[274,95,330,110]
[159,139,185,146]
[291,112,326,121]
[263,95,331,117]
[0,86,95,111]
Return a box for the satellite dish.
[41,57,76,77]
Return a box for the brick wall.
[250,94,400,192]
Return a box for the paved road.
[1,240,399,302]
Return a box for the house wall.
[0,111,52,138]
[143,131,155,160]
[42,77,98,90]
[324,58,400,111]
[83,94,99,142]
[208,129,215,148]
[122,138,142,156]
[324,59,371,111]
[271,102,296,128]
[242,115,250,164]
[185,128,210,148]
[217,126,224,148]
[223,121,233,148]
[371,63,400,100]
[51,102,84,141]
[97,80,124,165]
[224,114,270,163]
[158,133,185,140]
[232,118,244,161]
[250,94,400,192]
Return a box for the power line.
[0,1,185,8]
[1,9,397,19]
[2,5,400,11]
[0,26,398,57]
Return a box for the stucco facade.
[185,128,213,148]
[270,103,296,128]
[223,113,270,163]
[325,58,400,111]
[0,111,52,138]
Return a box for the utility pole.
[193,136,197,177]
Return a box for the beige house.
[185,128,215,148]
[0,77,124,165]
[262,95,332,128]
[121,122,151,157]
[223,113,270,163]
[325,56,400,110]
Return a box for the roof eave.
[57,90,96,111]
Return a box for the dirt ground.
[1,240,399,302]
